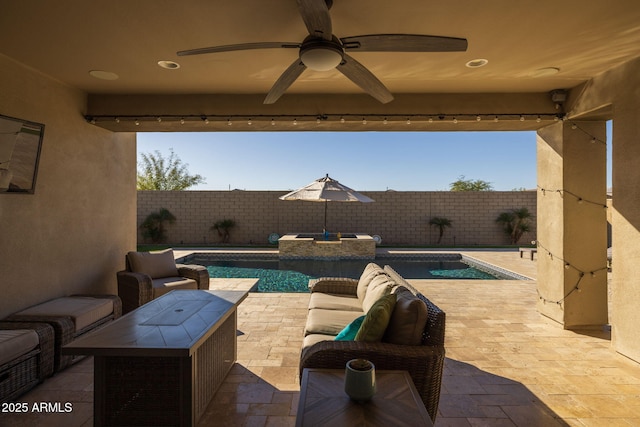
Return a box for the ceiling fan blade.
[177,42,300,56]
[264,60,307,104]
[296,0,332,40]
[337,53,393,104]
[341,34,468,52]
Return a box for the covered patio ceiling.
[1,0,639,131]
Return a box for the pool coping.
[176,248,533,281]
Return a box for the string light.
[567,121,607,145]
[84,112,567,126]
[533,240,608,306]
[537,186,608,208]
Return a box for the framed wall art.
[0,114,45,194]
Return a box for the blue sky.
[137,125,612,191]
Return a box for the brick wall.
[137,190,537,246]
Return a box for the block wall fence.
[137,190,537,246]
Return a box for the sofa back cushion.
[382,286,428,346]
[356,263,385,303]
[361,274,395,313]
[127,249,179,279]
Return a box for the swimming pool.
[185,253,525,292]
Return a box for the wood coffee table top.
[296,368,433,427]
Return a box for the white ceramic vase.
[344,359,376,402]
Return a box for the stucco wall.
[0,54,137,319]
[137,190,537,246]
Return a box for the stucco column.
[536,120,608,328]
[611,105,640,362]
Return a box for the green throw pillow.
[334,315,366,341]
[355,293,397,342]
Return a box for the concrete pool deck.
[3,249,639,426]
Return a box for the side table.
[296,368,433,426]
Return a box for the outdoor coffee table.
[296,368,433,426]
[63,289,248,427]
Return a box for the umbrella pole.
[324,199,328,232]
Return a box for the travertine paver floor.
[2,250,640,426]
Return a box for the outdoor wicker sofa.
[5,294,122,372]
[0,322,55,403]
[299,263,446,422]
[117,249,210,313]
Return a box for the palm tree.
[211,219,236,243]
[429,217,453,244]
[140,208,176,243]
[496,208,532,244]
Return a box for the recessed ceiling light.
[465,58,488,68]
[530,67,560,78]
[89,70,119,80]
[158,60,180,69]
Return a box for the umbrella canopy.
[279,174,374,231]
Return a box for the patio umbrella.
[279,174,374,231]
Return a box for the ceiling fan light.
[300,46,343,71]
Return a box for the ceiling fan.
[177,0,468,104]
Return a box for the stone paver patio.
[2,250,639,426]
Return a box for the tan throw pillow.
[355,293,397,342]
[382,286,428,346]
[127,249,179,279]
[361,274,394,313]
[356,263,384,303]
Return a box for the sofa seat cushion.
[0,329,39,366]
[383,286,429,346]
[309,293,362,311]
[302,333,336,350]
[128,249,179,279]
[13,297,114,332]
[151,277,198,298]
[305,309,364,337]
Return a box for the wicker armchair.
[117,249,210,313]
[300,265,445,423]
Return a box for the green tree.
[429,217,452,244]
[496,207,532,244]
[137,149,205,190]
[140,208,176,243]
[449,175,493,191]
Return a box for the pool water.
[201,258,498,293]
